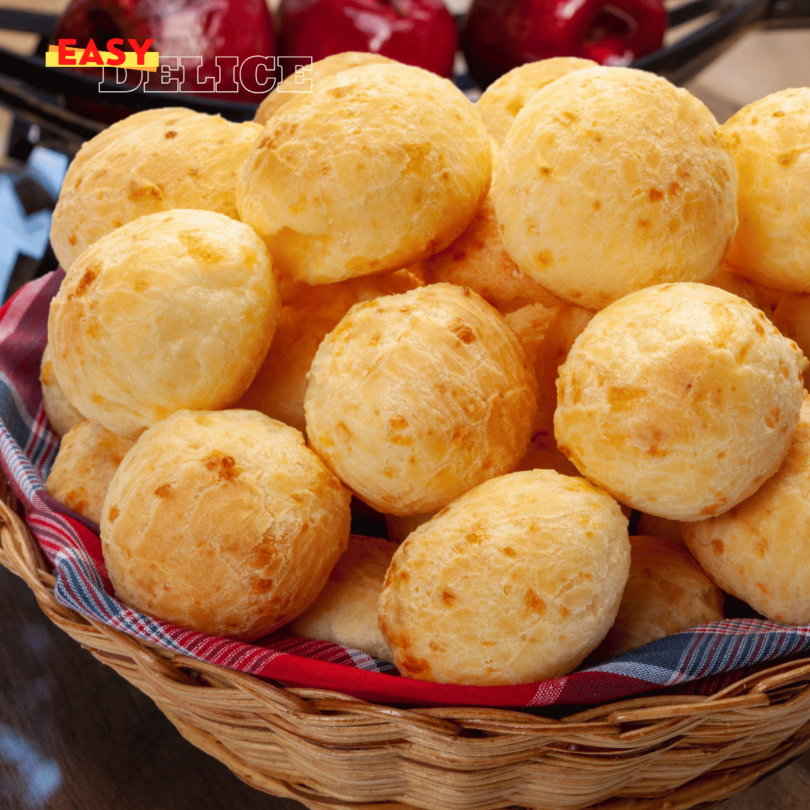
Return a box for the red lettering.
[106,39,125,67]
[78,38,104,67]
[58,39,77,66]
[128,38,154,66]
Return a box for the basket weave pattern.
[3,476,810,810]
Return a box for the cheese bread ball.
[512,303,591,479]
[236,269,422,434]
[238,63,492,285]
[48,210,279,439]
[709,264,772,315]
[591,536,724,660]
[760,284,786,311]
[514,421,579,478]
[774,293,810,388]
[305,284,537,516]
[278,263,426,305]
[254,52,394,124]
[495,68,738,311]
[683,398,810,624]
[636,513,683,546]
[45,420,135,524]
[51,108,262,270]
[422,191,561,314]
[378,470,630,685]
[421,127,556,315]
[101,410,351,640]
[502,303,558,366]
[719,89,810,292]
[555,283,806,521]
[511,414,630,517]
[534,303,595,430]
[384,511,437,544]
[41,343,84,437]
[488,136,500,170]
[477,57,597,145]
[289,534,396,662]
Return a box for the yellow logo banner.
[47,41,159,72]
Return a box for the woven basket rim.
[5,473,810,810]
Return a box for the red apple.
[53,0,276,102]
[277,0,458,80]
[461,0,667,88]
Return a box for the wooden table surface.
[1,559,809,810]
[0,561,304,810]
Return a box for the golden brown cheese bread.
[773,293,810,388]
[305,284,537,516]
[50,108,262,270]
[101,410,351,640]
[513,421,579,478]
[289,534,397,662]
[590,536,724,661]
[237,63,492,285]
[555,283,807,521]
[719,88,810,292]
[40,343,84,437]
[708,264,772,316]
[495,67,738,310]
[384,511,437,544]
[512,303,588,478]
[48,210,279,439]
[759,284,786,312]
[533,302,595,430]
[378,470,630,685]
[235,269,422,435]
[420,132,559,315]
[683,397,810,625]
[421,193,560,314]
[636,513,684,546]
[476,57,597,145]
[502,303,558,366]
[45,420,135,524]
[254,52,394,124]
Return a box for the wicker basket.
[3,476,810,810]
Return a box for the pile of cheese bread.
[41,53,810,686]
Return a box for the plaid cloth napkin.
[3,269,810,709]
